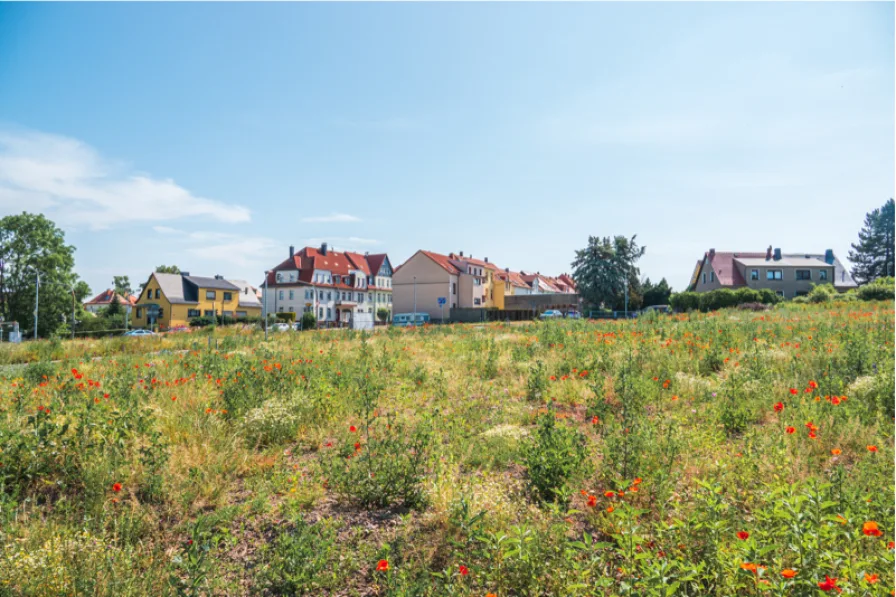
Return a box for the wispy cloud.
[150,226,281,268]
[301,212,362,223]
[305,237,380,252]
[0,129,251,229]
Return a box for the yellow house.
[131,272,262,330]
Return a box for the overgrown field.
[1,303,894,596]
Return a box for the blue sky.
[0,2,892,295]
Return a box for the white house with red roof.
[263,243,393,324]
[83,289,138,314]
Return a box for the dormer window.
[334,275,340,285]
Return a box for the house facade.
[83,289,137,314]
[263,244,393,325]
[691,247,857,298]
[130,272,262,330]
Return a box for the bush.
[376,307,390,323]
[858,277,894,301]
[523,412,588,505]
[300,311,316,331]
[736,302,770,311]
[190,316,215,327]
[672,287,782,313]
[275,312,297,323]
[808,284,835,303]
[669,292,700,312]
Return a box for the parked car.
[123,329,155,337]
[271,322,291,332]
[539,310,563,319]
[393,312,430,327]
[565,310,581,319]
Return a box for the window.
[702,273,706,284]
[327,291,332,300]
[289,290,294,300]
[326,308,332,319]
[223,310,233,317]
[750,269,759,281]
[474,298,481,305]
[319,307,324,318]
[147,288,153,299]
[236,311,247,318]
[795,270,811,281]
[710,271,715,282]
[206,290,216,300]
[452,282,456,295]
[473,278,481,286]
[204,310,214,317]
[223,292,232,301]
[767,270,783,281]
[334,276,340,285]
[278,290,284,300]
[359,293,364,303]
[136,308,142,318]
[288,307,293,313]
[819,270,828,281]
[188,309,200,318]
[775,290,785,298]
[155,289,160,299]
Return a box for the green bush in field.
[300,311,317,330]
[858,276,895,301]
[523,411,588,505]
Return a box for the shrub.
[809,284,835,303]
[376,307,390,323]
[275,312,297,323]
[736,302,770,311]
[259,517,341,594]
[669,292,700,312]
[300,311,317,330]
[190,316,215,327]
[526,360,548,401]
[858,277,894,301]
[241,395,308,446]
[523,412,588,505]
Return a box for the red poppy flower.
[781,569,797,579]
[112,482,122,492]
[376,559,389,572]
[604,491,615,498]
[785,426,796,434]
[888,541,895,549]
[867,445,878,452]
[863,521,883,537]
[587,494,597,507]
[817,576,840,592]
[354,442,361,451]
[591,416,599,425]
[773,402,784,412]
[789,388,798,395]
[865,573,879,584]
[831,397,841,405]
[808,380,818,389]
[831,449,841,455]
[808,430,817,439]
[736,531,749,541]
[549,375,557,381]
[459,565,469,576]
[349,425,357,433]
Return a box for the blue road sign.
[437,297,446,306]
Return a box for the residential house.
[263,244,393,325]
[83,289,137,314]
[690,247,857,298]
[131,272,262,330]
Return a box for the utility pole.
[413,276,417,327]
[263,271,269,341]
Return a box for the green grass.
[0,302,893,596]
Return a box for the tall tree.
[155,265,181,274]
[112,275,133,298]
[0,213,90,337]
[849,198,895,284]
[642,277,673,308]
[571,235,645,311]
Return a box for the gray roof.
[787,253,857,288]
[185,276,240,291]
[228,279,262,307]
[153,273,198,304]
[732,254,857,288]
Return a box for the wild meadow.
[0,302,893,596]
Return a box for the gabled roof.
[228,280,262,307]
[185,276,240,291]
[152,273,198,304]
[700,250,857,288]
[703,252,766,286]
[418,250,462,275]
[84,289,136,306]
[366,253,390,276]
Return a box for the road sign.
[437,297,446,306]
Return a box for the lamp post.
[263,270,270,341]
[31,270,77,340]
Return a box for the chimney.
[321,242,328,256]
[459,251,464,257]
[484,257,489,263]
[505,267,510,273]
[766,245,773,261]
[214,274,224,280]
[709,248,715,259]
[773,248,781,261]
[289,245,294,258]
[824,249,834,265]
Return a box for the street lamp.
[30,270,76,340]
[263,270,270,341]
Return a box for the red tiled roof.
[704,252,766,287]
[366,253,388,276]
[84,289,134,306]
[419,250,461,275]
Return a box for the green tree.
[112,275,133,298]
[571,235,645,311]
[376,307,390,323]
[641,277,673,308]
[0,213,90,338]
[155,265,181,274]
[848,198,895,284]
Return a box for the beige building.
[691,247,857,298]
[392,250,461,321]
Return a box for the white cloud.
[0,129,251,229]
[301,213,361,223]
[148,226,281,268]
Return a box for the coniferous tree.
[848,199,895,284]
